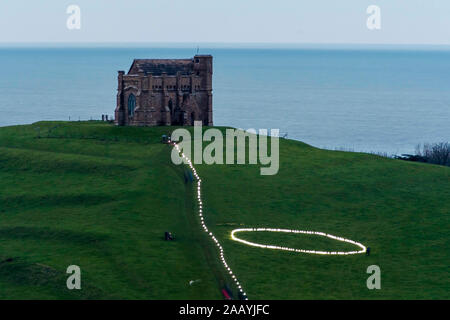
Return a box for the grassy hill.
[0,121,448,299]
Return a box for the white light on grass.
[230,228,366,255]
[171,141,365,301]
[171,142,249,300]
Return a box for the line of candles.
[171,141,367,300]
[172,142,248,300]
[231,228,367,255]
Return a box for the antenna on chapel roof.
[196,45,200,55]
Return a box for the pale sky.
[0,0,449,45]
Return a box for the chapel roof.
[128,59,194,76]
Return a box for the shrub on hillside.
[396,142,450,167]
[404,142,450,166]
[416,142,450,166]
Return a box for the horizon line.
[1,41,450,46]
[0,42,449,51]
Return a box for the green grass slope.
[198,135,450,299]
[0,122,448,299]
[0,122,220,299]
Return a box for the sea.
[0,44,449,155]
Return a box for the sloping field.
[0,122,448,299]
